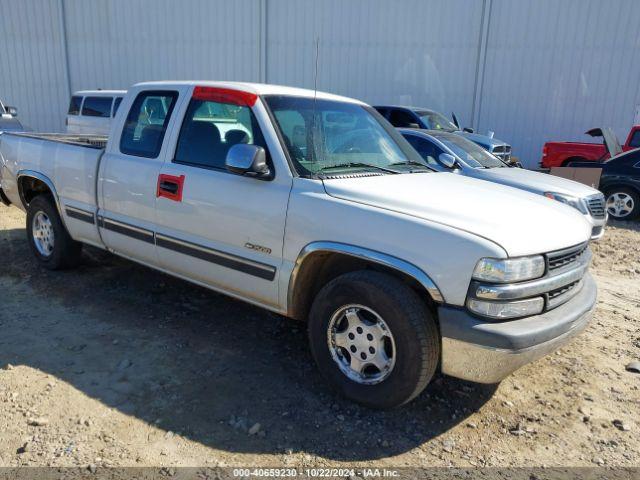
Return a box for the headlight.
[467,297,544,319]
[544,192,588,214]
[472,256,545,283]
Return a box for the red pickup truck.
[541,126,640,168]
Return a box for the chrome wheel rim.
[32,211,55,257]
[327,304,396,385]
[606,192,634,218]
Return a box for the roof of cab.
[132,81,367,105]
[73,90,127,96]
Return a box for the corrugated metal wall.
[1,0,639,168]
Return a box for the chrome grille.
[586,194,606,219]
[547,242,588,272]
[492,145,512,163]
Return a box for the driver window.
[174,98,268,171]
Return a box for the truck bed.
[0,131,105,249]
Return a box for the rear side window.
[629,130,640,149]
[82,97,112,117]
[112,97,123,117]
[389,109,418,128]
[68,96,82,115]
[374,107,389,118]
[120,91,178,158]
[174,98,268,171]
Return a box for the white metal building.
[1,0,639,168]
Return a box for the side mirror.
[407,122,420,129]
[5,106,17,117]
[226,144,270,179]
[463,127,474,133]
[438,153,457,169]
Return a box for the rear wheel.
[561,157,587,166]
[26,195,82,269]
[308,270,440,409]
[605,187,639,220]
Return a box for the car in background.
[567,148,640,220]
[374,105,514,165]
[66,90,126,135]
[400,128,607,239]
[541,126,640,169]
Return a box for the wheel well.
[603,184,640,196]
[18,176,54,207]
[561,156,586,166]
[288,251,438,322]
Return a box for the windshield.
[433,132,506,168]
[264,96,426,177]
[418,111,458,132]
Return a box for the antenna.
[313,36,320,98]
[311,36,320,163]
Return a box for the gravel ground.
[0,203,638,469]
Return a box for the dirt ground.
[0,203,638,469]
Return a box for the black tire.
[26,195,82,270]
[604,186,640,220]
[308,270,440,409]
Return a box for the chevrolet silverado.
[0,81,597,408]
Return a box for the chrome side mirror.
[438,153,457,169]
[5,106,17,117]
[226,144,271,179]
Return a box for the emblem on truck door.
[244,242,272,255]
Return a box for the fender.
[287,241,445,316]
[16,170,67,226]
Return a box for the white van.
[66,90,126,135]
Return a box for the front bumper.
[438,272,596,383]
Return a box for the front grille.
[586,194,606,219]
[547,279,582,309]
[492,145,512,164]
[547,242,588,272]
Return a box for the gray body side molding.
[287,241,445,314]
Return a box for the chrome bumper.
[439,272,596,384]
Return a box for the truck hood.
[322,173,591,257]
[457,131,508,149]
[466,167,601,198]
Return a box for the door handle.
[159,180,179,194]
[157,174,185,202]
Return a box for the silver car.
[399,128,607,240]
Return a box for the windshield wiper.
[318,162,401,175]
[389,160,433,171]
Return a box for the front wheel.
[605,187,639,220]
[308,270,440,409]
[26,195,83,269]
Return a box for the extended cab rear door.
[98,86,187,266]
[153,86,292,309]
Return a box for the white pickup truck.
[0,81,597,408]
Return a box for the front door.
[154,87,291,308]
[98,89,182,266]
